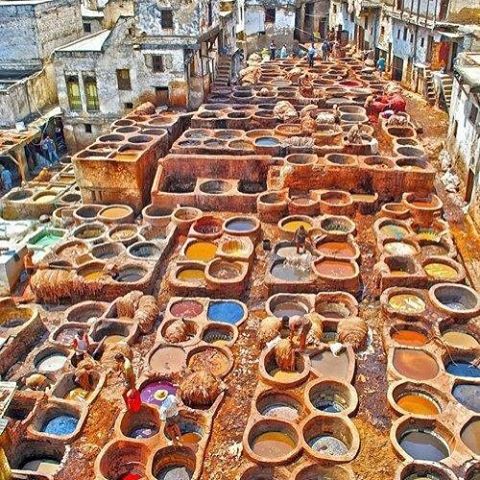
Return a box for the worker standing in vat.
[269,40,277,60]
[307,42,316,68]
[0,165,13,192]
[72,330,90,363]
[289,315,312,351]
[294,225,308,254]
[160,392,182,443]
[376,55,386,78]
[115,353,136,389]
[280,43,288,59]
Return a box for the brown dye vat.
[392,349,439,380]
[251,431,296,458]
[391,330,429,346]
[209,261,241,280]
[188,347,230,376]
[397,393,440,416]
[461,419,480,455]
[170,300,204,318]
[310,350,350,380]
[315,259,356,278]
[100,206,130,219]
[441,331,479,349]
[149,346,187,374]
[316,241,356,259]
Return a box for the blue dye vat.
[207,301,244,325]
[452,384,480,413]
[42,414,78,436]
[446,361,480,378]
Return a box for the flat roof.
[81,5,104,18]
[56,29,110,52]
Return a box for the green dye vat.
[31,232,63,248]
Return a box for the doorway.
[392,56,404,81]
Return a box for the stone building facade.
[0,0,84,127]
[244,0,330,54]
[329,0,480,96]
[54,0,238,149]
[447,52,480,226]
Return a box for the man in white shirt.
[160,393,181,443]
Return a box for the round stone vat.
[306,378,358,415]
[160,318,199,345]
[313,258,359,281]
[223,216,260,237]
[191,215,223,238]
[98,134,124,143]
[119,403,161,440]
[279,215,313,235]
[91,320,136,345]
[392,418,454,462]
[383,239,420,256]
[129,134,153,144]
[172,207,202,234]
[363,156,395,169]
[429,283,480,319]
[5,189,33,201]
[51,371,102,403]
[184,240,217,262]
[389,381,446,416]
[377,218,411,240]
[151,445,197,480]
[256,390,303,421]
[73,204,102,223]
[148,344,187,375]
[314,237,359,261]
[91,242,125,260]
[244,419,301,464]
[452,382,480,412]
[391,348,440,381]
[206,259,245,282]
[142,204,173,228]
[444,354,480,379]
[310,348,353,382]
[199,179,233,195]
[384,288,427,318]
[260,347,310,388]
[319,216,356,236]
[35,347,69,374]
[115,264,148,283]
[0,304,35,330]
[51,323,89,347]
[201,322,236,346]
[239,465,277,480]
[66,301,107,322]
[72,222,106,243]
[396,158,429,170]
[301,414,359,461]
[294,464,354,480]
[169,299,204,318]
[423,257,464,283]
[387,126,416,138]
[186,344,232,378]
[97,440,149,480]
[139,379,177,408]
[127,241,161,260]
[61,192,81,204]
[325,153,357,167]
[396,146,426,159]
[267,293,312,318]
[108,224,140,245]
[315,292,358,319]
[12,440,65,475]
[389,323,430,347]
[77,261,111,283]
[29,401,82,439]
[395,461,458,480]
[175,264,206,285]
[381,202,411,219]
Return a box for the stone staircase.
[214,56,232,88]
[424,68,436,105]
[438,73,453,110]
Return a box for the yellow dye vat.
[282,220,312,233]
[185,242,217,262]
[389,294,426,314]
[424,263,457,280]
[177,269,206,283]
[441,331,479,349]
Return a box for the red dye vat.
[120,474,142,480]
[170,300,204,318]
